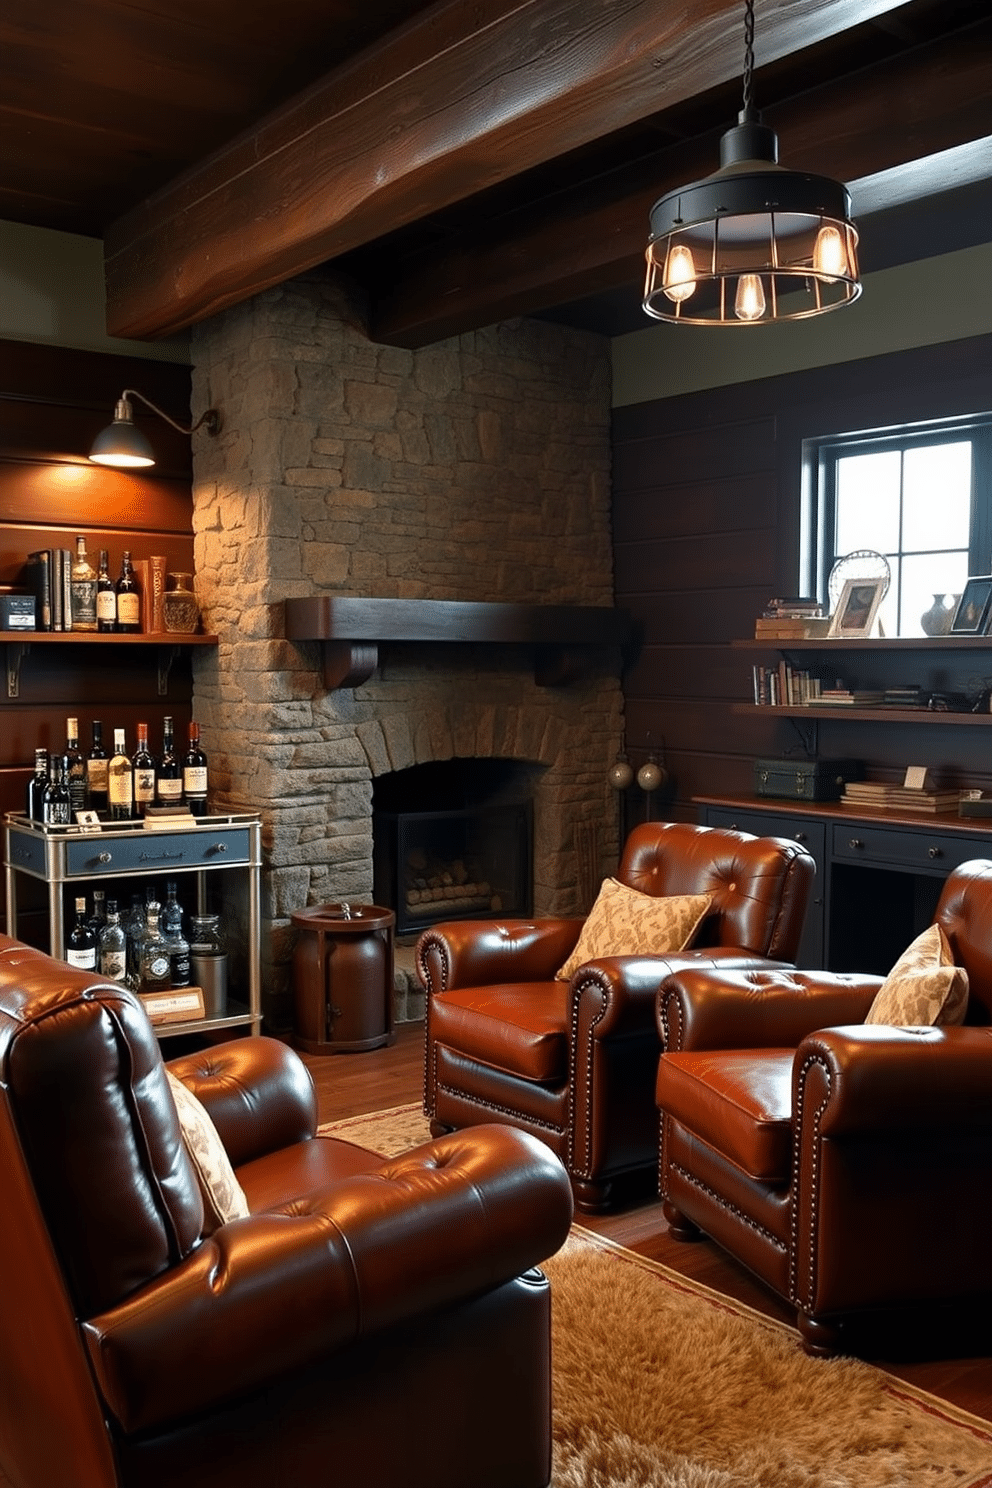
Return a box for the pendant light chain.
[741,0,755,116]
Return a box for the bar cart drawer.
[64,828,251,878]
[831,823,983,874]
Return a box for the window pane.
[835,451,901,555]
[900,551,970,636]
[903,443,972,552]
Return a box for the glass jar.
[188,914,227,1018]
[188,913,225,955]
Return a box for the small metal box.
[754,757,863,802]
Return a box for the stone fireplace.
[188,272,623,1032]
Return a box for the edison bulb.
[663,243,697,303]
[813,224,847,280]
[608,757,634,790]
[734,274,767,322]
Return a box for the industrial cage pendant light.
[643,0,861,325]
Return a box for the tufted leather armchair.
[656,858,992,1357]
[419,821,814,1212]
[0,933,573,1488]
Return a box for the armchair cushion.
[555,879,711,981]
[657,1048,794,1182]
[864,923,969,1028]
[430,981,571,1082]
[165,1071,249,1232]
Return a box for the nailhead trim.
[667,1160,787,1254]
[789,1049,832,1308]
[565,970,610,1176]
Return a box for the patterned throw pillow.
[166,1070,250,1232]
[864,922,969,1027]
[555,878,711,982]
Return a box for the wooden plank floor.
[304,1022,992,1424]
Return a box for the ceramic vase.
[920,593,957,637]
[162,573,200,634]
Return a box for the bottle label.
[169,949,191,986]
[134,768,156,803]
[101,950,127,981]
[184,766,208,795]
[157,777,183,802]
[108,774,133,807]
[88,759,109,792]
[66,949,97,970]
[96,590,117,623]
[71,579,98,629]
[117,592,141,627]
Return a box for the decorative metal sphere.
[637,759,666,793]
[608,757,635,790]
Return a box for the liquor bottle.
[65,897,98,970]
[108,729,134,820]
[123,894,146,988]
[98,900,128,983]
[138,902,172,993]
[96,549,117,633]
[156,715,183,806]
[26,748,49,821]
[87,720,109,813]
[182,721,208,816]
[161,884,191,989]
[88,888,107,936]
[65,717,87,816]
[115,550,141,633]
[43,754,71,826]
[70,534,98,632]
[132,722,156,816]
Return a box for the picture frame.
[952,576,992,635]
[827,577,885,639]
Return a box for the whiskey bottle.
[161,884,191,989]
[66,897,98,970]
[88,888,107,937]
[108,729,134,820]
[27,747,48,821]
[138,902,172,993]
[98,900,128,983]
[43,754,71,826]
[96,549,117,632]
[87,720,109,813]
[115,550,141,633]
[132,722,156,816]
[182,721,208,816]
[65,717,87,816]
[70,535,98,632]
[156,715,183,806]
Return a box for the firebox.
[374,802,532,935]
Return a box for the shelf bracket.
[157,645,182,696]
[787,715,819,757]
[6,641,30,699]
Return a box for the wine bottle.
[87,720,109,813]
[70,534,98,632]
[43,754,71,826]
[133,722,156,817]
[66,896,98,969]
[27,748,49,821]
[96,549,117,633]
[98,900,128,983]
[182,721,208,816]
[156,715,183,805]
[65,716,87,816]
[115,550,141,633]
[108,729,134,820]
[88,888,107,936]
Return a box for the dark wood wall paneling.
[0,339,197,930]
[612,333,992,825]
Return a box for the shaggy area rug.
[320,1105,992,1488]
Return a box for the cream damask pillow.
[864,923,969,1027]
[166,1070,250,1232]
[555,878,711,982]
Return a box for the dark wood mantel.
[284,597,633,689]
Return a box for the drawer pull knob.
[849,838,864,850]
[928,846,943,859]
[97,852,112,864]
[794,832,807,843]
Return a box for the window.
[806,416,992,637]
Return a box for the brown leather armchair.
[420,820,814,1212]
[0,933,573,1488]
[656,858,992,1357]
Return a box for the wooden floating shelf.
[732,703,992,726]
[734,637,992,651]
[1,631,218,698]
[284,597,632,689]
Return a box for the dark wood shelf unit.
[733,703,992,725]
[0,633,217,645]
[285,596,632,689]
[734,637,992,652]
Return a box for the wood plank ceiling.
[3,0,990,347]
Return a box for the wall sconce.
[89,390,220,469]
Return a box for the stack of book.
[842,781,961,814]
[754,597,827,641]
[881,685,926,709]
[816,686,886,707]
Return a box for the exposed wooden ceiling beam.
[103,0,908,341]
[367,20,992,346]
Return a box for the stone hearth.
[189,272,621,1032]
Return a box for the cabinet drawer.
[702,806,825,863]
[830,823,986,874]
[65,828,251,878]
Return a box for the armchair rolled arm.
[417,918,584,993]
[83,1125,573,1434]
[166,1036,318,1167]
[575,951,793,1042]
[796,1024,992,1135]
[658,968,882,1054]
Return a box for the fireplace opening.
[373,760,536,936]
